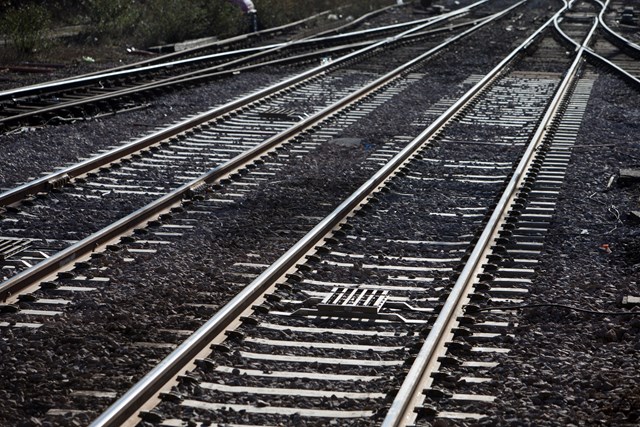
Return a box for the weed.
[80,0,141,42]
[0,3,51,54]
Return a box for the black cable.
[473,303,640,316]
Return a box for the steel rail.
[381,2,590,426]
[595,0,640,53]
[582,47,640,86]
[0,15,454,107]
[0,3,484,207]
[0,4,446,107]
[130,18,488,98]
[555,1,640,86]
[52,3,396,80]
[0,11,440,102]
[51,13,485,105]
[0,0,495,305]
[0,9,336,91]
[554,7,598,49]
[0,4,480,132]
[87,3,526,426]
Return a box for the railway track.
[0,4,483,135]
[106,4,581,426]
[589,0,640,80]
[0,7,382,133]
[601,0,639,43]
[1,0,639,426]
[550,0,640,83]
[0,0,502,301]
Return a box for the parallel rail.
[0,3,480,208]
[86,2,585,426]
[381,4,612,426]
[4,1,635,425]
[0,0,494,305]
[0,6,474,133]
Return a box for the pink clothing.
[227,0,256,13]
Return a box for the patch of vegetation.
[136,0,209,46]
[0,2,52,54]
[80,0,142,43]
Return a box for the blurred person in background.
[226,0,258,32]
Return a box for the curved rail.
[582,49,640,86]
[46,4,397,81]
[554,4,598,48]
[595,0,640,53]
[0,12,441,103]
[555,0,640,86]
[0,7,371,94]
[0,3,484,207]
[0,4,481,133]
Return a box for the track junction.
[0,1,639,426]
